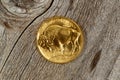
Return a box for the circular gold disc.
[37,16,84,63]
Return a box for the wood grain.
[0,0,120,80]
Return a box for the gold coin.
[37,16,84,63]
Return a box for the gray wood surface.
[0,0,120,80]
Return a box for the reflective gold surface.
[37,16,84,63]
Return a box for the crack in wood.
[68,0,74,11]
[90,50,102,72]
[0,0,54,74]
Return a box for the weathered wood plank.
[0,0,120,80]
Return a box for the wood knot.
[1,0,53,17]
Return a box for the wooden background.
[0,0,120,80]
